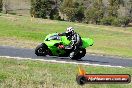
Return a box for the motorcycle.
[35,33,94,60]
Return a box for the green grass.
[0,57,131,88]
[0,14,132,58]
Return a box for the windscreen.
[46,35,61,41]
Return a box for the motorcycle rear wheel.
[35,43,48,56]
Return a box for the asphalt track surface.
[0,46,132,67]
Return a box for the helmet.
[66,27,74,34]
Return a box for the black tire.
[35,43,48,56]
[71,54,80,60]
[76,75,87,85]
[79,48,86,58]
[71,48,86,60]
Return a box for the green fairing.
[82,38,94,48]
[43,33,94,56]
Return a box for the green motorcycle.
[35,33,94,60]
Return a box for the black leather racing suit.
[59,32,82,57]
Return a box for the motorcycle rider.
[58,27,82,58]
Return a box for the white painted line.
[0,56,124,68]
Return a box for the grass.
[0,14,132,58]
[0,57,131,88]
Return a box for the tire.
[79,48,86,58]
[71,48,86,60]
[71,54,80,60]
[35,43,48,56]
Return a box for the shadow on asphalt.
[77,59,108,64]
